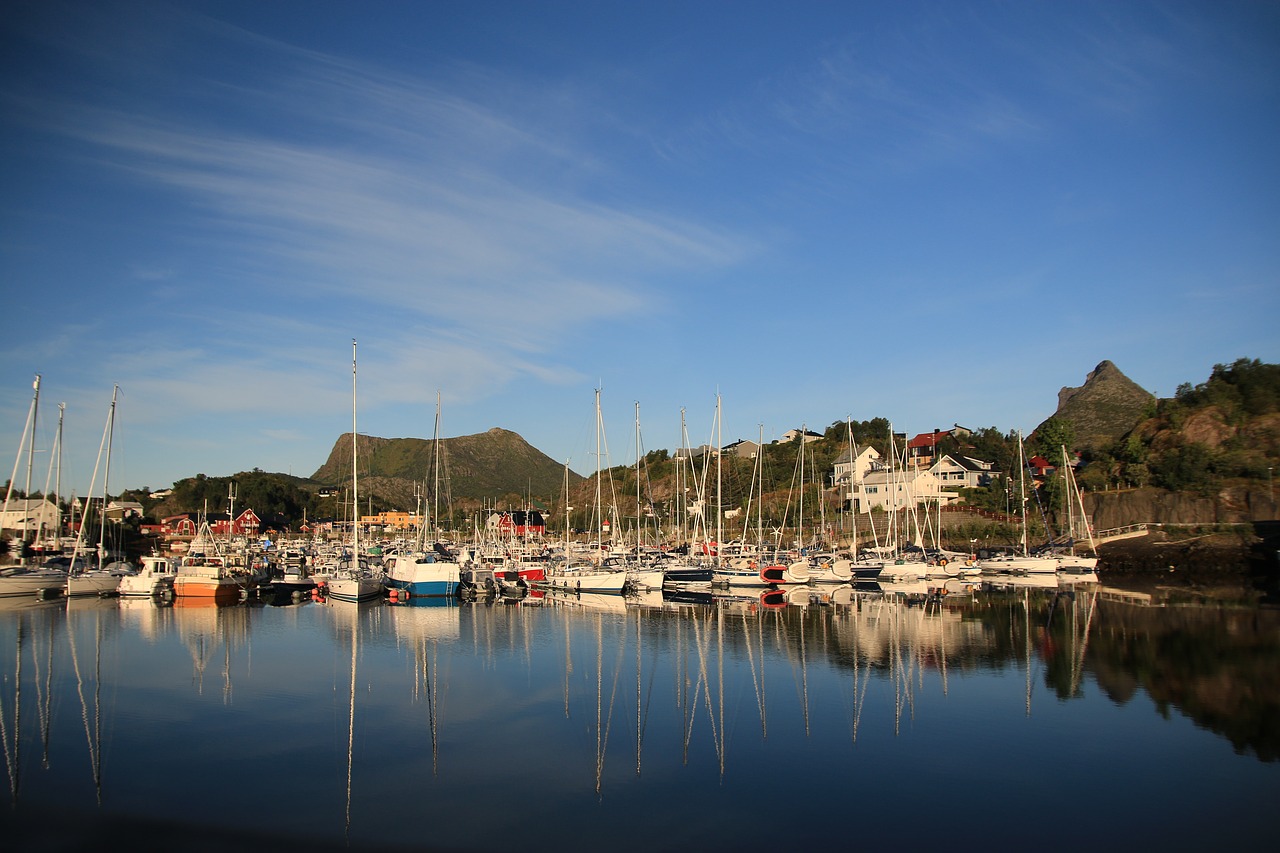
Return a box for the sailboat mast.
[97,386,118,570]
[595,388,603,551]
[54,404,64,542]
[432,390,441,541]
[715,394,722,559]
[798,423,805,552]
[747,420,757,550]
[679,408,687,545]
[351,340,359,558]
[1017,430,1028,557]
[635,402,641,552]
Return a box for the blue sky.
[2,0,1278,497]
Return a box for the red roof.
[907,430,951,449]
[1027,455,1055,471]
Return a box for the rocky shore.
[1097,521,1280,602]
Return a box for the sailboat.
[976,431,1059,574]
[383,392,460,598]
[624,402,665,592]
[324,340,385,603]
[542,389,627,594]
[1055,445,1099,573]
[0,375,67,598]
[65,386,129,597]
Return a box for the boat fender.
[938,558,948,567]
[964,560,974,568]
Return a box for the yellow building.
[359,510,420,531]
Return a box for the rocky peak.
[1042,360,1155,450]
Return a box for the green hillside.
[311,427,578,503]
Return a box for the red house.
[486,510,546,538]
[162,514,198,536]
[1027,455,1056,480]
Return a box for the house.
[161,514,198,536]
[160,509,262,538]
[0,498,60,536]
[906,429,950,467]
[486,510,546,538]
[777,428,822,445]
[103,501,145,521]
[905,424,974,467]
[1027,455,1056,481]
[929,455,998,491]
[225,509,262,537]
[358,510,420,532]
[722,439,761,459]
[851,469,954,512]
[832,445,882,489]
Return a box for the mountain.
[311,428,579,507]
[1039,360,1155,450]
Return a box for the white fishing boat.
[118,555,176,597]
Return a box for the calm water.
[1,580,1276,851]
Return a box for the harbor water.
[1,579,1275,851]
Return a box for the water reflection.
[0,579,1275,850]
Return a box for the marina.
[0,576,1274,851]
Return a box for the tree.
[1030,417,1076,460]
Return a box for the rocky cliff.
[1083,485,1277,529]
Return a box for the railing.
[1096,523,1154,540]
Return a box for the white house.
[851,469,954,512]
[0,498,61,536]
[776,428,822,444]
[104,501,145,521]
[832,445,882,490]
[928,455,999,492]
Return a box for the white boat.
[543,562,629,594]
[626,565,665,590]
[64,386,126,598]
[382,393,460,599]
[383,547,460,598]
[1054,445,1100,572]
[0,565,67,597]
[541,389,628,596]
[1,376,66,598]
[119,555,176,597]
[65,565,128,597]
[325,569,385,603]
[976,431,1058,574]
[710,558,772,587]
[978,554,1062,574]
[324,340,385,604]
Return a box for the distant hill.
[1038,360,1155,451]
[312,428,580,508]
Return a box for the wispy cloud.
[19,19,750,419]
